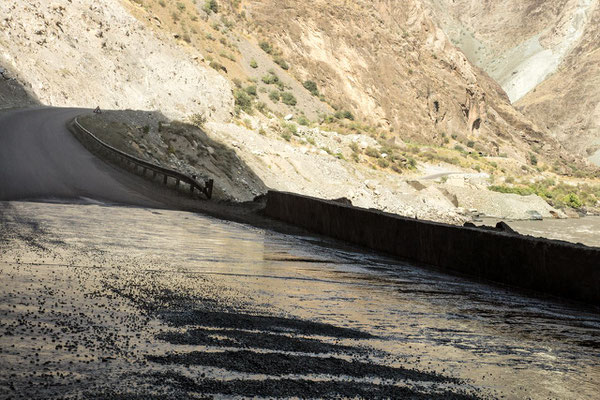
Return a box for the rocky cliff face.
[425,0,597,103]
[241,0,576,165]
[424,0,600,166]
[0,0,233,121]
[517,4,600,165]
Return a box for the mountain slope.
[517,4,600,166]
[424,0,597,103]
[0,0,233,121]
[240,0,581,166]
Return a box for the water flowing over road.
[1,201,598,399]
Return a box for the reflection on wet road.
[0,201,599,399]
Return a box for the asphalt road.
[0,107,169,207]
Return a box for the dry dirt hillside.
[0,0,233,121]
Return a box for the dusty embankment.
[77,110,572,225]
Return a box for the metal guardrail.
[72,117,213,199]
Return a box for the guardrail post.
[205,179,214,200]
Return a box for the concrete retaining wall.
[264,191,600,306]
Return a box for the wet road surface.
[1,201,599,399]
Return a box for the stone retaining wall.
[264,191,600,305]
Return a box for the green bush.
[283,122,297,135]
[250,59,258,68]
[303,80,319,96]
[261,73,279,85]
[204,0,218,14]
[563,193,583,209]
[273,56,289,70]
[234,89,252,113]
[259,41,273,54]
[334,110,354,120]
[297,116,309,126]
[209,61,225,72]
[365,147,380,158]
[244,85,257,96]
[281,92,297,106]
[530,152,538,166]
[268,90,280,102]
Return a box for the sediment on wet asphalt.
[1,201,599,399]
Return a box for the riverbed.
[481,216,600,247]
[1,201,598,399]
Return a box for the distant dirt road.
[0,107,173,207]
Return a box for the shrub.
[189,113,207,128]
[273,56,289,70]
[281,92,297,106]
[467,140,475,148]
[378,158,389,168]
[365,147,380,158]
[530,152,538,166]
[255,102,268,114]
[563,193,583,209]
[283,122,297,135]
[209,61,226,72]
[261,73,279,85]
[268,90,280,102]
[303,80,319,96]
[142,125,150,134]
[244,85,257,96]
[250,59,258,68]
[259,41,273,54]
[334,110,354,120]
[234,89,252,113]
[297,116,309,126]
[204,0,218,14]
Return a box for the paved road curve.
[0,107,169,207]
